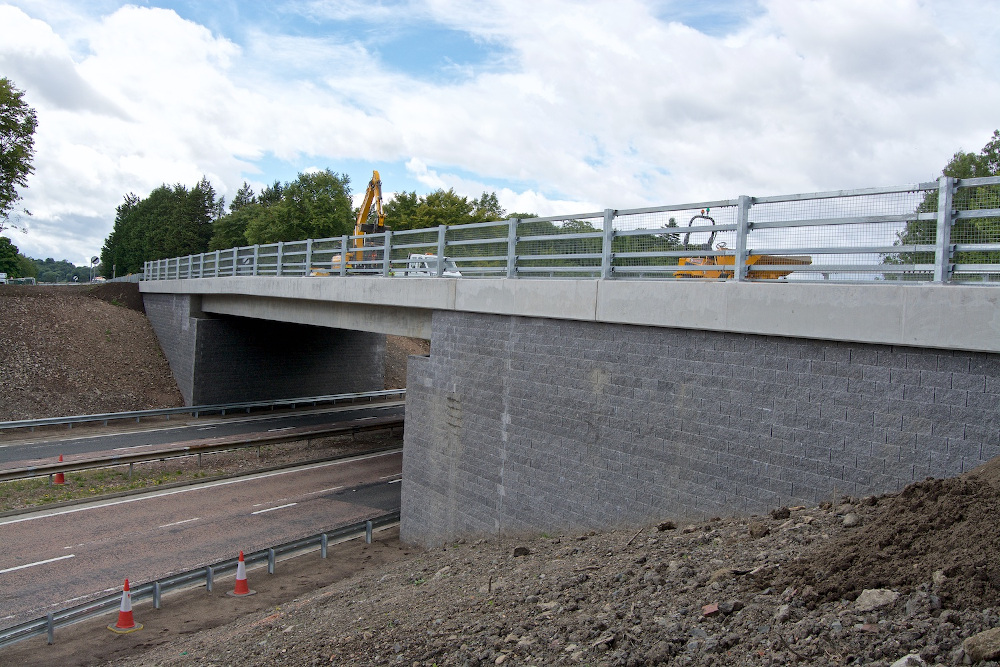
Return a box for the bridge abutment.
[143,293,385,405]
[401,310,1000,547]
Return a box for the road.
[0,402,405,466]
[0,449,402,630]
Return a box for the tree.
[101,177,222,275]
[0,78,37,233]
[887,130,1000,279]
[244,170,354,244]
[0,236,21,276]
[384,188,508,231]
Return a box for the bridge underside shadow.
[143,293,385,405]
[400,311,1000,548]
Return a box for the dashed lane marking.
[0,554,75,574]
[158,517,201,528]
[251,503,297,515]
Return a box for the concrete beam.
[141,276,1000,353]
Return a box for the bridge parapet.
[143,176,1000,285]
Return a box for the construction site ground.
[1,284,999,666]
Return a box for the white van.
[400,254,462,277]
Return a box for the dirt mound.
[777,457,1000,607]
[0,285,183,421]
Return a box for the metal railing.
[142,177,1000,284]
[0,512,399,648]
[0,389,406,432]
[0,417,403,483]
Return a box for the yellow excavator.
[674,209,811,279]
[313,171,387,275]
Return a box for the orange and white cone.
[53,455,65,485]
[228,551,256,597]
[108,578,143,633]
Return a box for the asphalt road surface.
[0,449,402,630]
[0,402,405,466]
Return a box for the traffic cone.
[108,579,143,633]
[228,551,256,597]
[53,455,65,485]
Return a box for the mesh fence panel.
[515,215,604,277]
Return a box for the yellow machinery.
[315,171,387,275]
[674,210,811,279]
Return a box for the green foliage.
[0,236,20,276]
[887,130,1000,278]
[384,188,510,231]
[26,256,90,283]
[212,170,355,246]
[0,78,37,232]
[101,177,221,275]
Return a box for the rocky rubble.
[113,457,1000,667]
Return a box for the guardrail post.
[277,242,286,276]
[46,612,54,644]
[601,209,615,279]
[268,548,276,574]
[507,218,519,278]
[153,581,162,609]
[365,520,373,544]
[934,176,955,283]
[733,195,751,281]
[382,230,393,276]
[206,565,214,592]
[304,238,313,276]
[339,235,348,276]
[321,533,329,558]
[436,225,447,276]
[252,246,259,276]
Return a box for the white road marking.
[306,486,343,495]
[158,517,200,528]
[388,479,402,484]
[380,474,402,480]
[267,427,293,432]
[0,554,75,574]
[251,503,297,515]
[196,426,216,431]
[0,448,402,527]
[113,444,152,451]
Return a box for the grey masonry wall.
[401,310,1000,547]
[143,293,385,405]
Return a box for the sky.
[1,0,998,265]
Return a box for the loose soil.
[2,284,1000,666]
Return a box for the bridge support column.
[401,311,1000,548]
[143,293,385,405]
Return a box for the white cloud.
[1,0,998,264]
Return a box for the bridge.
[139,178,1000,547]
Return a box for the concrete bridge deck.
[140,276,1000,353]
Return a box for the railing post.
[252,246,259,276]
[304,238,313,276]
[276,242,284,276]
[733,195,751,281]
[231,247,238,276]
[187,255,192,279]
[506,218,519,278]
[436,225,447,277]
[601,208,615,279]
[339,235,348,276]
[382,230,393,277]
[933,176,955,283]
[213,250,220,277]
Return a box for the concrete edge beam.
[142,277,1000,353]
